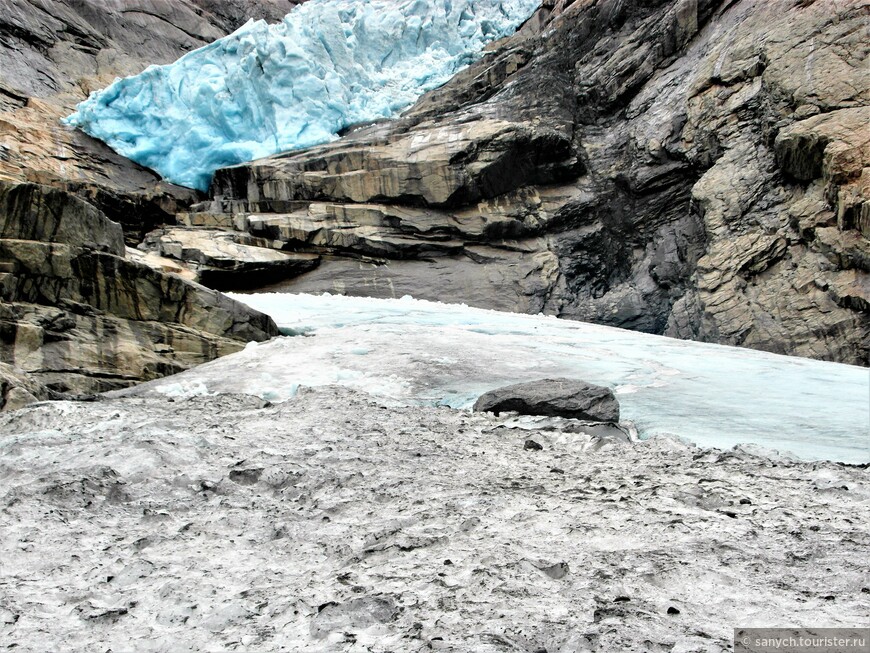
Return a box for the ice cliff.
[64,0,541,191]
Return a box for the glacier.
[118,293,870,464]
[64,0,542,191]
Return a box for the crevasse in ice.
[64,0,542,191]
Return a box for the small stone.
[538,562,569,579]
[0,609,18,625]
[667,606,681,615]
[524,439,543,451]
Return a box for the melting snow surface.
[64,0,541,191]
[127,293,870,464]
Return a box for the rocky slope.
[0,180,277,407]
[0,0,303,242]
[0,2,306,403]
[2,0,867,368]
[1,387,867,650]
[184,0,867,364]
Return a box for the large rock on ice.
[65,0,542,191]
[0,181,279,396]
[474,378,620,423]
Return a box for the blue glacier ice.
[64,0,542,191]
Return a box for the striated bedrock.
[137,227,321,292]
[0,0,306,242]
[0,181,278,403]
[204,0,869,365]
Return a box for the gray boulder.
[474,378,620,423]
[0,362,51,411]
[0,181,279,396]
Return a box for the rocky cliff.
[0,180,278,408]
[0,2,303,405]
[0,0,303,242]
[2,0,868,367]
[197,0,868,364]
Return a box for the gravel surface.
[1,387,868,652]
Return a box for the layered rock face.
[0,0,304,242]
[0,181,278,405]
[193,0,868,364]
[4,0,866,365]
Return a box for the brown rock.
[0,182,278,395]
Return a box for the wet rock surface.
[474,378,621,423]
[0,386,867,651]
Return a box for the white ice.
[64,0,541,191]
[120,293,870,464]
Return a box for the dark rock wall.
[208,0,868,364]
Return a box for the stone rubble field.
[1,387,868,652]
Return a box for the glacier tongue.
[117,293,870,464]
[63,0,542,191]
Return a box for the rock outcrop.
[474,378,621,422]
[194,0,868,365]
[0,0,305,242]
[138,227,320,291]
[0,362,52,411]
[0,181,278,400]
[3,0,867,365]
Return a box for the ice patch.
[64,0,541,191]
[120,293,869,464]
[155,380,213,399]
